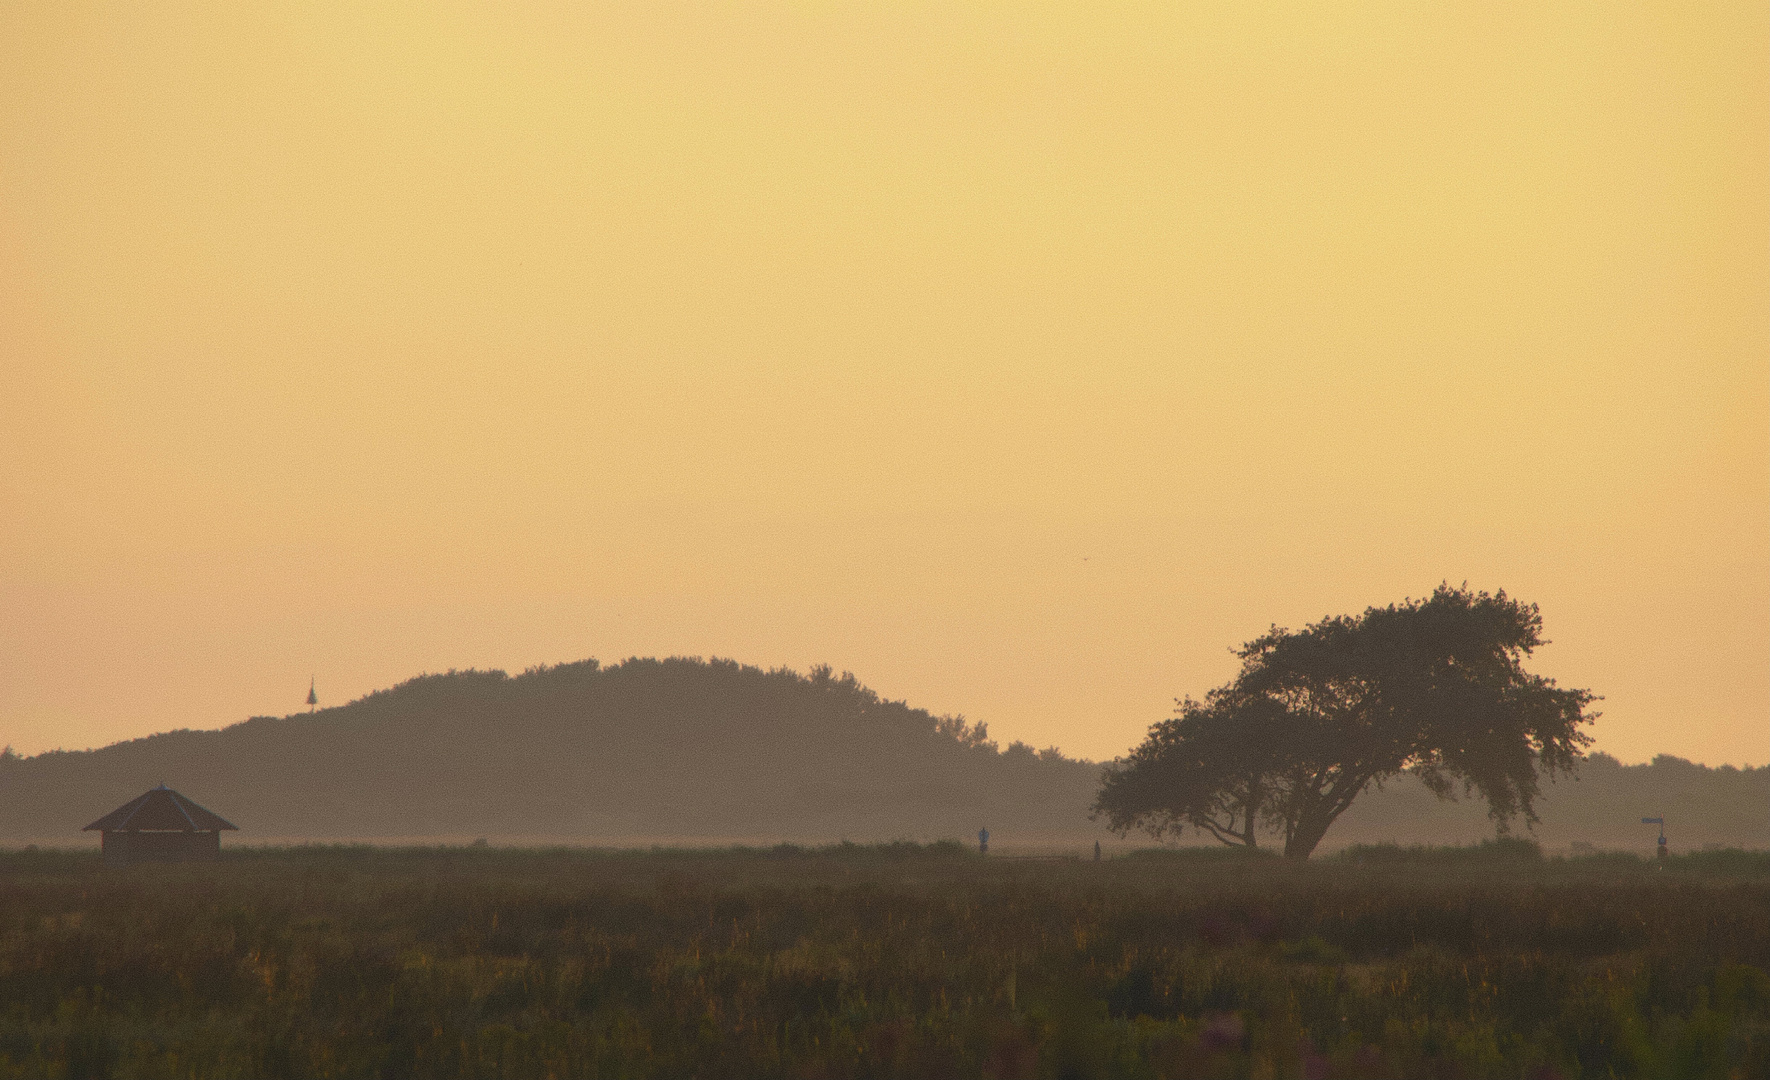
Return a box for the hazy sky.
[3,3,1765,767]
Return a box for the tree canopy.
[1095,585,1599,858]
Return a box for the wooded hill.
[2,656,1764,851]
[0,658,1099,842]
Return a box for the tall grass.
[0,843,1764,1078]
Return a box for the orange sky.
[3,3,1766,766]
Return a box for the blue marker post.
[1642,817,1667,860]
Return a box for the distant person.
[1094,840,1101,862]
[978,827,989,855]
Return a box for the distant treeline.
[1330,749,1768,853]
[1,657,1764,850]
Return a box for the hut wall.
[101,830,221,866]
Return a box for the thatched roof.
[83,785,238,832]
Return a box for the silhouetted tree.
[1096,585,1599,858]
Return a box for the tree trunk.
[1283,812,1336,860]
[1281,773,1374,859]
[1242,778,1263,848]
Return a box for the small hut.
[83,785,238,866]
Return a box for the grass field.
[1,841,1765,1079]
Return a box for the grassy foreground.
[1,842,1766,1079]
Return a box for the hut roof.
[83,785,239,832]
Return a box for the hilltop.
[1,657,1763,851]
[0,658,1100,842]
